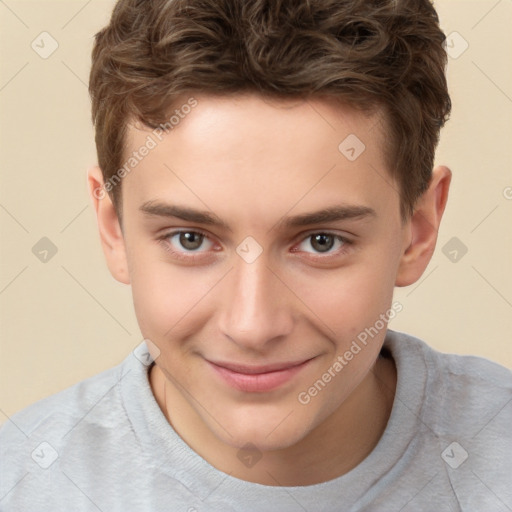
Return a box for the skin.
[87,93,451,486]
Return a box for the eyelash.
[157,229,353,263]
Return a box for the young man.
[1,0,511,510]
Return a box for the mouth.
[206,358,314,393]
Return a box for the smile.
[206,358,314,393]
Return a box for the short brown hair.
[89,0,451,220]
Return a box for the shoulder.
[386,329,512,395]
[0,359,128,442]
[0,356,133,499]
[385,331,512,508]
[385,329,512,438]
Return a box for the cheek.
[128,247,195,336]
[287,255,397,341]
[129,248,222,345]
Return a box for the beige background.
[0,0,511,423]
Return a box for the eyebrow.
[139,201,376,231]
[278,204,376,229]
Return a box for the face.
[109,94,410,451]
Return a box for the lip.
[207,358,314,393]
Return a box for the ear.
[87,166,130,284]
[395,165,451,287]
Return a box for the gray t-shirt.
[1,330,511,511]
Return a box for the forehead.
[121,93,396,225]
[126,93,386,159]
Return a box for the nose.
[218,251,294,352]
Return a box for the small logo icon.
[443,31,469,59]
[31,32,59,59]
[236,236,263,264]
[338,134,366,162]
[237,442,263,468]
[442,237,468,263]
[32,237,58,263]
[441,441,468,469]
[31,441,59,469]
[133,339,161,365]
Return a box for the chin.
[208,410,316,453]
[224,431,306,453]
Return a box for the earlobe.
[395,165,452,287]
[86,166,130,285]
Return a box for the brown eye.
[178,232,205,251]
[294,232,351,257]
[162,230,214,254]
[310,234,335,253]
